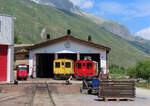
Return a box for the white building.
[0,14,14,82]
[28,32,111,78]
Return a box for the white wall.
[29,40,107,77]
[0,15,14,45]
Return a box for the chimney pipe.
[67,29,71,35]
[46,34,50,40]
[88,35,92,42]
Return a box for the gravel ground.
[0,85,34,106]
[52,87,150,106]
[17,78,82,84]
[0,82,81,106]
[1,79,150,106]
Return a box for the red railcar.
[74,60,98,79]
[17,64,28,80]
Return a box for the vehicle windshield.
[76,63,81,69]
[65,62,71,68]
[87,63,92,69]
[55,62,60,68]
[18,67,27,71]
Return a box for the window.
[87,63,92,69]
[76,63,81,69]
[24,55,29,59]
[83,63,85,66]
[62,62,64,66]
[65,62,71,68]
[18,67,27,71]
[55,62,60,68]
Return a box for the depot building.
[0,15,14,82]
[27,30,111,78]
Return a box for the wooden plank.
[103,97,133,102]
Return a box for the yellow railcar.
[53,59,74,79]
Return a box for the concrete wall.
[29,40,107,77]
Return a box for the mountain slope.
[30,0,81,13]
[0,0,150,67]
[82,12,132,40]
[83,12,150,55]
[31,0,150,55]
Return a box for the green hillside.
[1,0,150,67]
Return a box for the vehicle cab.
[17,64,28,80]
[74,60,98,79]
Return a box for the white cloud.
[99,2,125,14]
[97,1,150,19]
[82,1,93,9]
[69,0,82,6]
[135,27,150,40]
[69,0,93,9]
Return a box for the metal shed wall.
[0,15,14,45]
[0,15,14,82]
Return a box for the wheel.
[88,89,92,94]
[80,87,83,93]
[54,75,58,80]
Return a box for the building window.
[24,54,29,59]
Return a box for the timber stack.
[98,79,136,101]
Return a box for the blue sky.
[70,0,150,35]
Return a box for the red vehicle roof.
[75,60,93,63]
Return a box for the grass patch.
[110,74,125,79]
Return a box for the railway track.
[31,82,55,106]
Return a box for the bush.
[126,67,136,78]
[109,64,125,74]
[126,60,150,80]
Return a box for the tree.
[14,31,22,44]
[126,67,136,78]
[109,64,125,74]
[126,60,150,79]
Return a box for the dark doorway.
[36,54,54,78]
[58,53,77,62]
[80,53,100,68]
